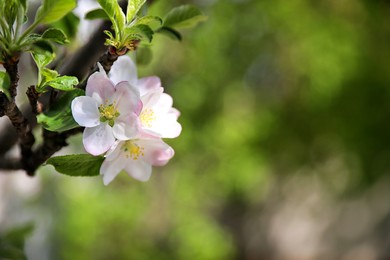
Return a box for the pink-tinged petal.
[109,55,138,86]
[71,96,100,127]
[100,155,127,185]
[137,76,162,96]
[141,88,163,108]
[138,128,162,139]
[113,113,140,140]
[113,81,140,114]
[104,141,122,161]
[86,70,115,104]
[124,160,152,182]
[169,107,181,119]
[137,139,175,166]
[152,93,174,116]
[83,124,115,155]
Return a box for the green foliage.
[124,24,154,42]
[156,26,182,41]
[85,8,109,20]
[163,5,207,29]
[135,16,163,29]
[126,0,147,23]
[46,76,79,91]
[32,46,78,93]
[35,0,77,24]
[37,89,84,132]
[46,154,104,177]
[155,5,206,41]
[0,71,11,99]
[41,28,69,44]
[0,223,34,260]
[51,12,80,40]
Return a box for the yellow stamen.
[122,140,144,160]
[99,100,120,127]
[140,108,156,128]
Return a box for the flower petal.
[113,113,140,140]
[109,55,138,86]
[86,70,115,104]
[100,155,127,185]
[137,76,163,96]
[137,139,175,166]
[152,113,182,138]
[141,88,164,108]
[152,93,174,116]
[113,81,140,114]
[71,96,100,127]
[83,124,115,155]
[124,160,152,182]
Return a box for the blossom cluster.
[71,56,181,185]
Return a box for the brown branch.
[0,57,35,172]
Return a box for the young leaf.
[42,28,69,44]
[163,5,207,29]
[36,0,77,24]
[85,8,109,20]
[124,24,154,43]
[37,89,84,131]
[135,15,162,30]
[97,0,125,37]
[31,49,55,68]
[0,71,11,99]
[126,0,146,24]
[156,27,182,41]
[4,0,18,27]
[41,68,58,83]
[46,154,104,177]
[46,75,78,91]
[51,12,80,40]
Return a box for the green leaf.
[51,12,80,40]
[97,0,125,38]
[46,154,104,177]
[36,0,77,24]
[42,28,69,44]
[125,24,154,42]
[31,39,55,54]
[163,5,207,29]
[4,0,18,27]
[19,0,27,12]
[32,50,55,69]
[126,0,146,24]
[0,71,11,100]
[135,15,162,30]
[41,68,58,82]
[46,75,78,91]
[37,89,84,131]
[156,26,182,41]
[85,8,109,20]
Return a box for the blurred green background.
[3,0,390,259]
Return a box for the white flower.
[100,138,175,185]
[109,56,182,138]
[71,65,141,155]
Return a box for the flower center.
[140,108,156,128]
[99,100,120,127]
[122,140,144,160]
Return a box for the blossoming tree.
[0,0,205,185]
